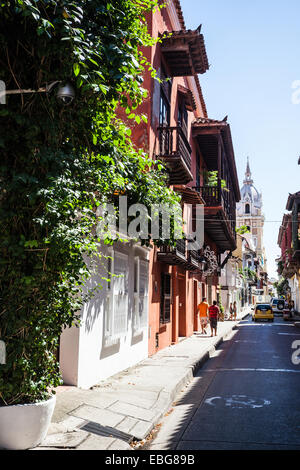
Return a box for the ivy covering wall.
[0,0,180,405]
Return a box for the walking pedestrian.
[208,300,220,337]
[197,298,209,335]
[229,302,234,321]
[233,301,237,321]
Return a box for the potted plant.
[204,170,229,192]
[0,395,56,450]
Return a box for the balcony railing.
[194,185,236,236]
[195,186,220,205]
[159,238,186,262]
[187,249,200,270]
[157,126,192,184]
[292,208,300,259]
[158,239,204,272]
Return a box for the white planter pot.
[0,395,56,450]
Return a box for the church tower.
[236,159,266,269]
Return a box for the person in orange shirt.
[197,298,209,335]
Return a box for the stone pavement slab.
[70,404,124,427]
[40,430,88,449]
[76,434,116,450]
[37,310,250,450]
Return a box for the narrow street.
[145,316,300,450]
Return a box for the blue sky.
[181,0,300,278]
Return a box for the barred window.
[133,257,149,332]
[104,251,128,340]
[160,273,171,324]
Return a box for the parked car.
[252,303,274,322]
[270,298,284,314]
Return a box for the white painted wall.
[59,324,80,386]
[220,255,243,314]
[59,242,150,389]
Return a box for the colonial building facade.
[278,191,300,312]
[59,0,241,388]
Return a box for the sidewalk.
[35,309,251,450]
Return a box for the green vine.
[0,0,180,406]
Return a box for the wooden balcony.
[160,29,209,77]
[292,213,300,261]
[186,249,201,271]
[157,239,204,273]
[157,238,187,266]
[286,192,300,262]
[192,118,241,252]
[283,260,299,278]
[194,186,237,252]
[157,126,193,185]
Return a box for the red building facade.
[278,213,293,276]
[130,1,241,355]
[59,0,242,388]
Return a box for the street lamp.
[0,81,75,105]
[198,256,207,273]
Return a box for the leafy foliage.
[273,278,289,297]
[0,0,179,405]
[203,170,228,191]
[277,260,284,276]
[238,267,258,282]
[235,225,250,235]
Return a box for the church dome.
[240,183,261,207]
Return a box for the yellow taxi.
[252,303,274,322]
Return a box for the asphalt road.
[145,315,300,450]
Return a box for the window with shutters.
[160,273,171,324]
[178,95,188,137]
[159,66,171,127]
[159,91,170,126]
[104,250,128,341]
[133,257,149,333]
[195,153,201,190]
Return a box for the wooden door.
[193,281,198,332]
[178,278,186,337]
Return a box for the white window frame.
[133,257,149,333]
[104,250,129,342]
